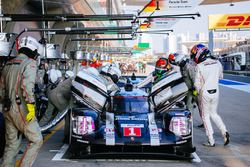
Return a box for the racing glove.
[192,90,198,97]
[26,103,36,122]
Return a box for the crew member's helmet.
[168,53,178,65]
[65,70,75,79]
[190,43,210,64]
[175,54,187,67]
[19,36,43,60]
[47,69,62,84]
[155,57,171,77]
[81,59,88,66]
[100,64,121,83]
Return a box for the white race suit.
[194,58,228,145]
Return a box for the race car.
[68,70,195,159]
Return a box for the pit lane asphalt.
[1,74,250,167]
[224,73,250,84]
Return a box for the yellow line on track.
[43,120,65,143]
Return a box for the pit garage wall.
[2,0,42,39]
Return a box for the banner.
[149,18,178,29]
[159,0,200,11]
[209,13,250,30]
[140,0,200,15]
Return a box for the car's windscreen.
[113,96,149,114]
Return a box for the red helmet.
[156,57,168,68]
[81,60,87,66]
[168,53,179,65]
[155,57,171,77]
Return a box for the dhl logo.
[209,14,250,29]
[219,16,250,27]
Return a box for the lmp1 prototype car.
[69,70,195,158]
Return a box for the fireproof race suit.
[0,53,43,167]
[194,58,228,145]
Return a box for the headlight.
[169,117,191,136]
[72,116,95,135]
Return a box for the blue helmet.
[190,44,210,64]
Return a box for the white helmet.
[100,64,121,83]
[65,70,75,79]
[19,36,43,57]
[111,62,119,68]
[47,69,62,84]
[175,54,187,66]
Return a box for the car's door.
[148,71,188,112]
[72,70,110,113]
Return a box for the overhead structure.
[135,29,173,33]
[0,13,200,22]
[53,30,134,35]
[1,14,135,22]
[1,8,200,57]
[25,26,134,33]
[70,37,134,41]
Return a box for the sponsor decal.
[106,112,115,145]
[209,14,250,30]
[121,124,144,128]
[115,116,148,121]
[105,128,115,132]
[123,127,141,137]
[148,113,160,146]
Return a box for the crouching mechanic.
[135,57,173,89]
[38,70,74,130]
[38,69,64,127]
[192,43,230,147]
[0,36,43,167]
